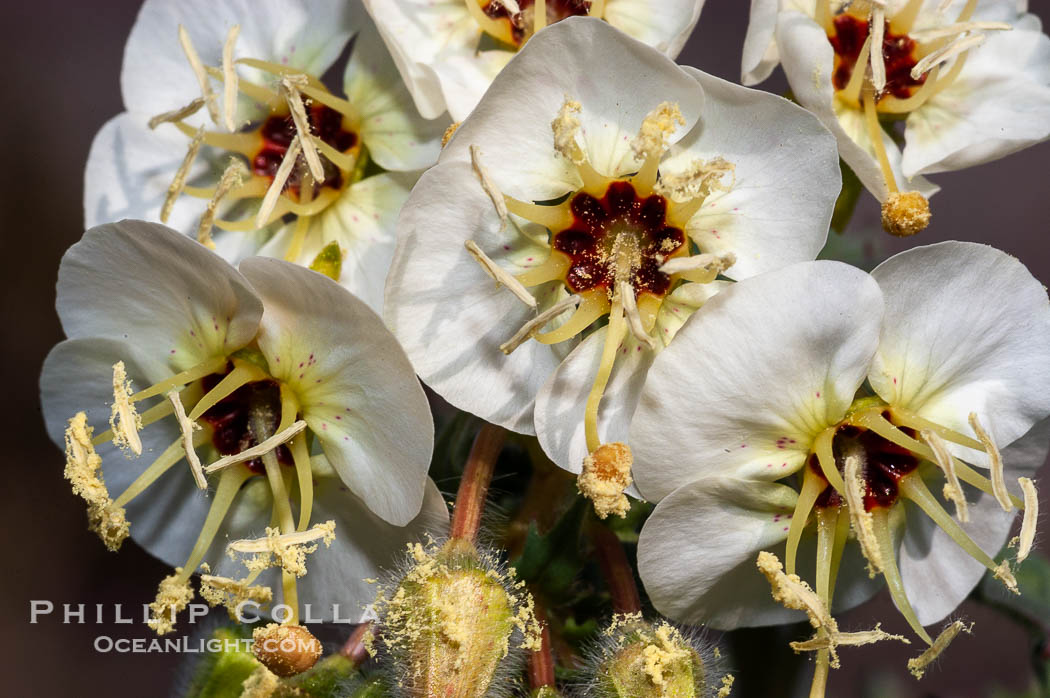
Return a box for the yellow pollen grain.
[199,573,273,619]
[221,24,241,132]
[226,520,336,577]
[166,390,206,490]
[197,158,248,248]
[469,145,509,229]
[178,24,220,125]
[922,429,969,523]
[640,622,691,687]
[281,75,326,183]
[441,122,461,147]
[630,102,684,163]
[64,412,130,551]
[163,125,206,223]
[654,157,735,203]
[147,569,194,635]
[239,665,280,698]
[1017,477,1038,562]
[110,361,143,456]
[969,412,1012,511]
[552,98,585,164]
[843,455,883,577]
[148,97,205,130]
[907,620,972,679]
[464,239,537,309]
[578,442,633,519]
[717,674,735,698]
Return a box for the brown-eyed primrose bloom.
[362,0,708,121]
[743,0,1050,236]
[85,0,446,311]
[41,221,446,635]
[631,243,1050,693]
[384,18,839,517]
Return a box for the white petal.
[902,20,1050,177]
[869,241,1050,460]
[631,261,883,501]
[385,161,567,434]
[442,17,705,201]
[122,0,359,116]
[41,338,210,568]
[776,11,937,201]
[664,67,837,280]
[535,327,653,489]
[638,476,880,628]
[346,27,447,172]
[57,221,263,367]
[603,0,707,58]
[238,257,433,527]
[741,0,781,85]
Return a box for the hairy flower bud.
[251,623,323,678]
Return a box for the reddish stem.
[589,522,642,614]
[449,422,506,542]
[339,621,373,667]
[527,600,556,689]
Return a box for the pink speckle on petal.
[816,392,821,398]
[783,526,789,532]
[335,415,342,420]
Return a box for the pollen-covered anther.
[907,620,973,679]
[993,560,1019,594]
[226,520,336,577]
[147,568,194,635]
[881,191,931,237]
[162,125,205,223]
[790,623,909,654]
[500,294,581,354]
[110,361,142,456]
[469,145,509,229]
[843,455,883,577]
[1017,477,1038,562]
[630,102,685,164]
[620,281,657,351]
[441,121,461,148]
[921,429,968,523]
[252,622,323,677]
[167,390,206,490]
[64,412,130,551]
[464,239,537,309]
[197,158,248,249]
[910,33,986,81]
[578,442,633,519]
[240,666,280,698]
[203,419,307,473]
[658,252,736,282]
[552,98,586,164]
[148,97,205,130]
[281,75,326,183]
[968,412,1012,512]
[869,5,887,93]
[199,572,273,618]
[756,551,842,665]
[653,157,735,203]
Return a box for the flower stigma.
[464,0,605,49]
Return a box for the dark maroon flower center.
[198,372,294,474]
[482,0,592,45]
[830,13,926,100]
[812,417,920,511]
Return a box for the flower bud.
[376,538,541,697]
[251,623,323,678]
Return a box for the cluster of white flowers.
[41,0,1049,692]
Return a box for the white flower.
[41,221,443,633]
[84,0,446,311]
[384,18,839,502]
[362,0,708,120]
[744,0,1050,235]
[632,243,1049,673]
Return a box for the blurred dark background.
[4,0,1048,695]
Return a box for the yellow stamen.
[815,505,850,607]
[910,20,1011,43]
[197,158,248,248]
[64,413,129,551]
[442,122,460,148]
[167,390,206,490]
[147,568,195,635]
[534,291,608,344]
[578,442,633,519]
[630,102,684,191]
[113,431,208,508]
[514,251,572,288]
[815,0,833,33]
[256,135,302,228]
[551,98,605,191]
[870,507,933,644]
[841,35,873,106]
[1017,477,1037,562]
[791,623,908,653]
[757,551,843,667]
[888,406,984,450]
[659,252,736,283]
[172,120,261,155]
[506,196,573,233]
[911,33,985,80]
[149,98,205,130]
[870,7,887,94]
[162,125,205,224]
[200,573,273,618]
[533,0,547,32]
[813,427,847,497]
[110,361,143,456]
[583,291,626,453]
[921,429,969,523]
[844,454,883,576]
[203,420,307,474]
[785,467,826,576]
[620,282,656,350]
[470,145,509,229]
[891,0,925,34]
[863,87,899,195]
[236,57,325,87]
[227,521,336,576]
[178,25,219,124]
[281,75,326,184]
[130,356,229,403]
[968,413,1011,511]
[907,621,972,678]
[500,294,580,354]
[221,24,241,132]
[655,157,735,205]
[188,361,270,421]
[465,240,538,309]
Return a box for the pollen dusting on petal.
[200,573,273,618]
[843,455,883,577]
[921,429,969,523]
[907,620,973,679]
[441,122,461,148]
[64,412,130,551]
[630,102,685,164]
[552,98,585,164]
[654,158,736,203]
[226,521,336,577]
[239,665,280,698]
[578,442,633,519]
[717,674,735,698]
[968,412,1012,512]
[1017,477,1038,562]
[881,191,930,237]
[110,361,143,456]
[147,569,194,635]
